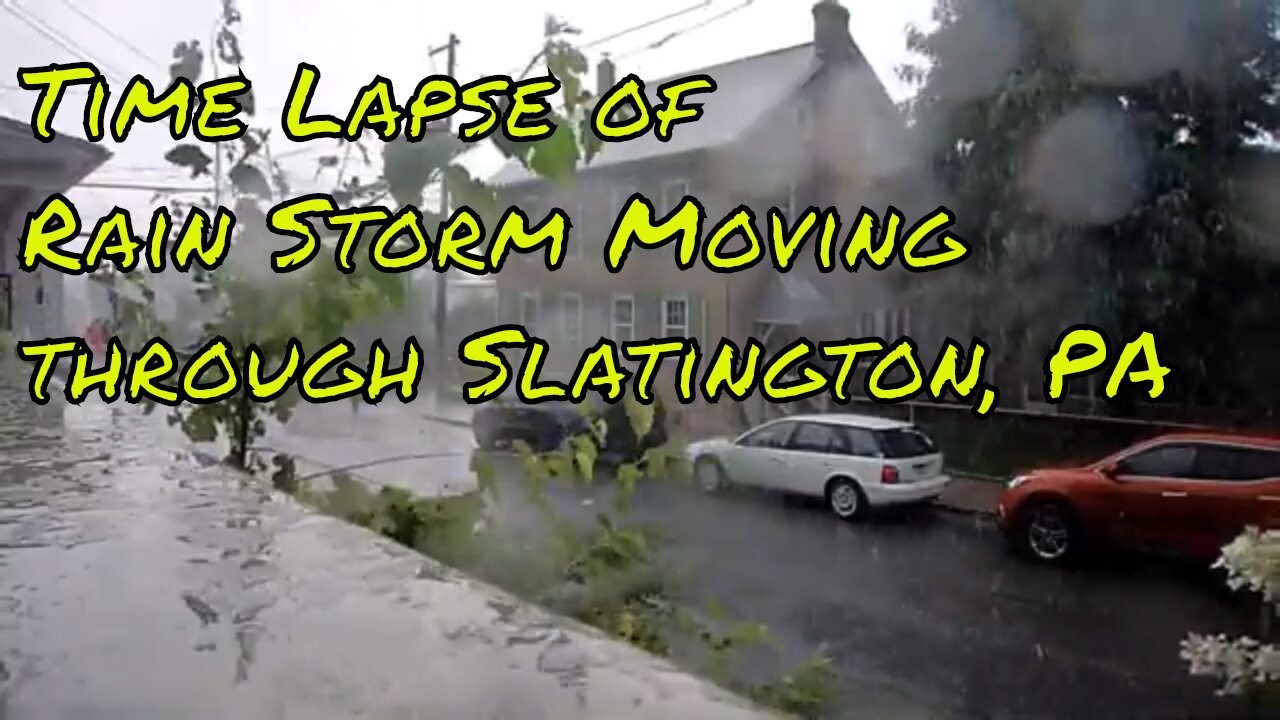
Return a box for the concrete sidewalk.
[937,475,1003,516]
[2,399,779,719]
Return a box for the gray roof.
[0,115,111,190]
[491,42,820,187]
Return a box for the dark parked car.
[471,390,667,463]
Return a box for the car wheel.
[535,427,567,453]
[825,477,867,521]
[1019,500,1078,564]
[694,457,726,492]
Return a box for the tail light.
[881,465,899,485]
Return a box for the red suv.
[997,433,1280,564]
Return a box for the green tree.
[900,0,1280,416]
[113,1,600,470]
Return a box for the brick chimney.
[812,0,857,63]
[596,55,617,97]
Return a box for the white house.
[0,116,109,341]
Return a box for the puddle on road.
[0,386,771,719]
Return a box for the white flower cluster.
[1182,633,1280,695]
[1216,527,1280,603]
[1182,527,1280,695]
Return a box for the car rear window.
[874,427,936,458]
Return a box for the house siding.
[488,38,913,435]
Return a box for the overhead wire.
[500,0,715,78]
[51,0,167,70]
[612,0,762,60]
[1,1,128,84]
[580,1,714,51]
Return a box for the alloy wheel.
[1025,504,1072,561]
[828,480,862,519]
[695,459,723,492]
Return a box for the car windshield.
[874,427,936,458]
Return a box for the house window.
[519,292,539,335]
[560,293,582,344]
[888,306,912,339]
[611,295,634,341]
[661,180,689,212]
[662,297,688,337]
[858,311,876,337]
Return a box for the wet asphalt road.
[0,389,1252,720]
[480,452,1252,720]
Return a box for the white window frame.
[611,294,635,342]
[518,292,540,335]
[560,292,583,344]
[661,179,690,211]
[661,295,689,338]
[858,311,875,337]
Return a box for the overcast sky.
[2,0,935,221]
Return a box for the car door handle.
[1162,491,1189,498]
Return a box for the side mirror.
[1100,463,1121,480]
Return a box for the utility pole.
[428,32,459,383]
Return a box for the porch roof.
[753,273,835,326]
[0,115,111,193]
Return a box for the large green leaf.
[527,118,580,186]
[229,162,271,198]
[622,394,654,438]
[165,144,213,177]
[382,133,465,206]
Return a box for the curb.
[416,411,471,429]
[932,500,996,519]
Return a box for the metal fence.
[837,396,1271,479]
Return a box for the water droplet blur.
[1022,103,1145,226]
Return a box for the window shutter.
[636,293,662,340]
[589,292,609,342]
[686,294,704,346]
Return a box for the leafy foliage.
[116,5,607,470]
[900,0,1280,416]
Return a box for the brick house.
[0,116,110,342]
[489,0,925,434]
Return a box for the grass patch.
[274,451,839,718]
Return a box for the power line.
[581,1,714,50]
[502,1,715,78]
[50,0,166,70]
[613,0,763,60]
[1,1,127,83]
[77,180,213,193]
